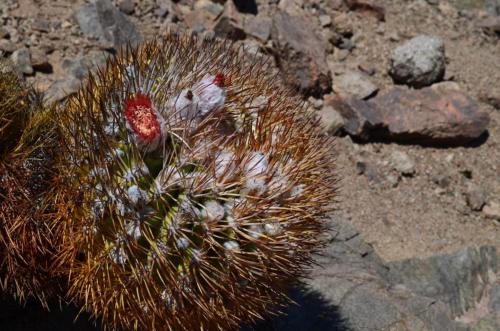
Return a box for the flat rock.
[483,201,500,220]
[0,39,16,54]
[271,10,331,97]
[387,246,498,317]
[333,71,378,100]
[330,85,490,146]
[390,35,446,88]
[74,0,142,50]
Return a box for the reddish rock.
[271,11,331,97]
[346,0,386,21]
[478,16,500,35]
[328,86,490,145]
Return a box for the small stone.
[11,48,33,75]
[332,13,353,37]
[30,48,52,73]
[479,85,500,110]
[358,63,376,76]
[389,35,446,88]
[0,27,10,39]
[483,201,500,220]
[319,105,345,135]
[465,186,488,211]
[333,71,378,100]
[0,39,16,53]
[117,0,135,15]
[31,18,50,32]
[61,20,73,29]
[389,151,415,176]
[319,14,332,27]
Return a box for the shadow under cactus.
[0,284,348,331]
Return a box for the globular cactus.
[54,34,338,330]
[0,61,63,306]
[1,33,338,331]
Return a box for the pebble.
[389,151,415,176]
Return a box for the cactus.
[0,61,63,306]
[1,33,337,330]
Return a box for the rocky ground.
[0,0,499,330]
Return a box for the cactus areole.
[0,34,338,331]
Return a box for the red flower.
[213,73,225,88]
[124,94,161,144]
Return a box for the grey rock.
[11,48,33,75]
[62,52,108,80]
[333,71,378,100]
[390,35,446,88]
[243,15,272,42]
[74,0,142,50]
[271,10,331,96]
[470,313,500,331]
[390,150,415,176]
[45,77,82,103]
[387,245,498,317]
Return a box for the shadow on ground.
[0,284,348,331]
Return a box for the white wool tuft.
[193,75,226,115]
[176,237,189,249]
[127,185,149,205]
[224,240,240,251]
[200,200,225,221]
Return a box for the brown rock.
[328,86,490,145]
[212,0,246,40]
[184,0,223,33]
[117,0,135,15]
[271,11,331,97]
[319,105,345,135]
[346,0,386,21]
[31,18,50,33]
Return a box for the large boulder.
[328,84,490,146]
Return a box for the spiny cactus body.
[55,34,337,330]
